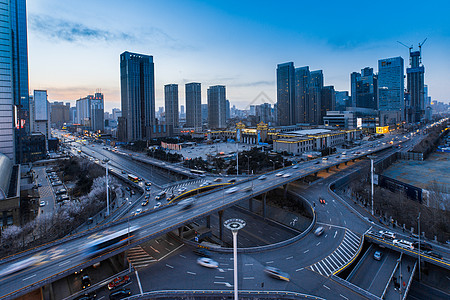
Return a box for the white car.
[225,187,239,194]
[178,187,187,193]
[153,202,161,209]
[258,175,267,180]
[134,208,142,215]
[275,172,284,177]
[282,173,291,178]
[39,201,46,207]
[393,239,414,250]
[197,257,218,268]
[292,165,299,169]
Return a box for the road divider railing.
[380,252,402,299]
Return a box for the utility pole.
[418,212,421,281]
[104,158,110,216]
[368,155,376,216]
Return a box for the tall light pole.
[245,155,250,175]
[368,155,376,216]
[224,219,246,300]
[418,212,421,281]
[104,158,110,216]
[236,142,239,176]
[270,160,275,171]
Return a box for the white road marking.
[58,260,71,266]
[98,297,105,300]
[135,270,143,295]
[150,246,160,253]
[187,271,196,275]
[215,276,224,279]
[325,234,328,238]
[286,256,293,260]
[316,242,321,246]
[214,282,232,287]
[344,220,347,225]
[295,268,304,272]
[22,274,36,281]
[304,250,309,253]
[323,284,330,290]
[266,261,274,264]
[334,231,338,238]
[244,263,253,266]
[340,294,349,300]
[179,255,186,258]
[243,277,254,279]
[165,264,174,268]
[218,268,225,273]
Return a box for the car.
[39,201,46,207]
[393,239,414,250]
[179,197,195,209]
[81,275,91,289]
[258,175,267,180]
[108,275,131,290]
[145,182,151,186]
[424,251,442,260]
[243,186,253,192]
[314,226,324,236]
[264,266,290,281]
[314,161,320,164]
[197,257,219,268]
[37,183,42,187]
[76,292,96,300]
[193,248,211,257]
[292,165,299,169]
[125,187,131,191]
[213,178,222,182]
[121,170,126,174]
[322,157,328,161]
[178,187,187,193]
[145,187,151,191]
[373,250,383,261]
[413,242,432,252]
[228,178,237,183]
[379,230,396,240]
[109,288,131,300]
[167,194,175,201]
[134,208,142,215]
[141,200,149,206]
[225,187,239,194]
[319,198,326,204]
[153,202,161,209]
[282,173,291,178]
[275,172,284,177]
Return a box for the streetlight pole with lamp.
[104,158,110,216]
[224,219,246,300]
[418,212,421,281]
[367,155,376,216]
[270,159,275,171]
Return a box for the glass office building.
[378,57,404,112]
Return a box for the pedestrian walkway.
[308,229,361,277]
[127,246,156,270]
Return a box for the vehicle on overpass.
[0,257,38,278]
[264,266,290,281]
[84,226,140,257]
[128,174,138,183]
[190,169,206,175]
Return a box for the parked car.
[264,266,290,281]
[108,275,131,290]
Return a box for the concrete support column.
[336,164,339,169]
[283,184,288,199]
[326,168,329,173]
[218,210,224,241]
[249,197,253,212]
[206,215,211,228]
[178,227,183,238]
[314,172,318,177]
[262,193,267,218]
[345,161,348,166]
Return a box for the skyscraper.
[31,90,50,150]
[378,57,404,113]
[185,82,201,128]
[276,62,295,126]
[350,67,378,109]
[307,70,323,125]
[294,66,310,123]
[321,86,335,122]
[0,0,15,160]
[164,84,179,129]
[406,50,425,122]
[120,51,155,141]
[335,91,350,111]
[76,93,104,132]
[207,85,226,129]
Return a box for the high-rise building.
[276,62,295,126]
[378,57,404,114]
[31,90,50,147]
[351,67,378,109]
[207,85,226,129]
[164,84,179,129]
[0,0,15,160]
[201,104,208,123]
[185,82,201,128]
[50,102,70,129]
[294,66,310,123]
[321,86,335,122]
[119,51,155,141]
[255,103,273,124]
[406,50,425,122]
[226,100,230,120]
[112,108,121,120]
[307,70,323,125]
[76,93,104,132]
[335,91,350,111]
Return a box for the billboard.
[357,118,362,129]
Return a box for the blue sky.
[28,0,450,112]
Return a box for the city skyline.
[27,0,450,112]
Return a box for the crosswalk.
[162,179,208,194]
[308,229,361,277]
[127,246,156,270]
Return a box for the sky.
[27,0,450,113]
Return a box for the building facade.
[76,93,104,132]
[321,85,335,123]
[378,57,404,119]
[276,62,295,126]
[351,67,378,110]
[120,51,155,141]
[32,90,50,144]
[207,85,226,129]
[294,66,310,124]
[50,102,70,129]
[335,91,350,111]
[164,84,179,129]
[406,50,425,122]
[185,82,202,129]
[307,70,323,125]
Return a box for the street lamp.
[224,219,246,300]
[418,212,421,281]
[244,155,250,175]
[269,159,275,171]
[367,155,376,216]
[127,200,132,273]
[104,158,110,216]
[236,142,239,176]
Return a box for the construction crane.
[418,38,428,64]
[397,41,413,53]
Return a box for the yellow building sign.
[376,126,389,134]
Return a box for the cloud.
[230,80,275,87]
[29,14,134,43]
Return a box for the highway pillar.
[218,210,224,241]
[262,193,267,218]
[326,168,329,173]
[178,227,183,238]
[345,161,348,166]
[314,172,318,177]
[206,215,211,228]
[283,184,288,199]
[249,197,253,212]
[336,164,339,169]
